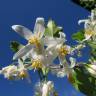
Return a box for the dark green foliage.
[87,41,96,60]
[70,65,96,96]
[10,41,22,52]
[72,0,96,11]
[72,30,85,41]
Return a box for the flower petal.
[57,70,66,78]
[78,19,87,25]
[44,37,64,46]
[69,57,76,68]
[59,32,66,39]
[42,83,48,96]
[13,44,33,60]
[34,17,45,38]
[12,25,33,40]
[18,59,24,69]
[47,64,60,69]
[45,45,58,62]
[84,34,92,40]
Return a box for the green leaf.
[72,30,85,41]
[44,20,63,37]
[44,20,56,37]
[53,27,63,37]
[10,41,23,52]
[87,41,96,59]
[69,65,96,96]
[87,41,96,48]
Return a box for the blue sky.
[0,0,90,96]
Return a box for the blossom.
[42,81,54,96]
[44,32,71,64]
[44,33,73,79]
[12,17,45,60]
[0,65,18,80]
[30,32,69,70]
[12,33,66,71]
[17,59,31,83]
[34,81,54,96]
[78,9,96,41]
[29,46,58,70]
[0,59,31,82]
[50,57,76,78]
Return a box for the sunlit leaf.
[44,20,63,37]
[72,30,85,41]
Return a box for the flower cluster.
[0,8,96,96]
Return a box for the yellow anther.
[85,29,94,36]
[28,36,41,48]
[58,46,69,56]
[19,70,27,78]
[32,59,42,69]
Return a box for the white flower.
[34,81,54,96]
[30,46,59,70]
[17,59,31,83]
[44,32,66,47]
[12,17,45,60]
[42,81,54,96]
[78,9,96,41]
[29,32,70,71]
[50,57,76,78]
[48,44,72,78]
[44,32,71,64]
[0,65,18,79]
[19,33,66,70]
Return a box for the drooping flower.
[12,17,45,60]
[0,65,18,80]
[17,59,31,83]
[50,57,76,78]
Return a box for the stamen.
[28,36,41,48]
[85,29,94,36]
[19,70,27,78]
[58,46,69,56]
[32,59,42,69]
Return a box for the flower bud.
[86,64,96,78]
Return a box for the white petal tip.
[12,25,23,32]
[13,57,15,61]
[12,25,19,29]
[13,55,17,60]
[36,17,44,23]
[78,20,81,25]
[0,70,2,74]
